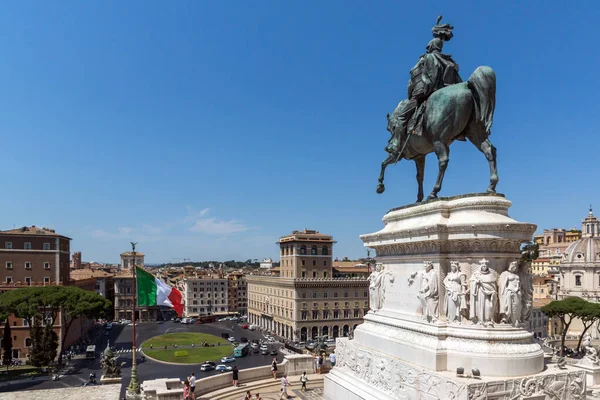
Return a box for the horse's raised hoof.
[486,188,497,194]
[425,194,437,201]
[376,184,385,194]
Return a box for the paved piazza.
[0,320,284,399]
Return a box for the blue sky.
[1,1,598,264]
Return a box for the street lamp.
[127,242,141,398]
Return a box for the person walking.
[271,358,278,379]
[183,379,191,400]
[280,374,290,399]
[232,365,239,387]
[300,371,308,392]
[189,372,196,400]
[329,351,336,368]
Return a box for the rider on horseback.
[385,16,462,155]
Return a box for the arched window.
[322,246,328,255]
[300,246,306,255]
[311,246,317,255]
[588,225,591,234]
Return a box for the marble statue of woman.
[499,261,523,326]
[418,261,439,322]
[369,263,394,312]
[443,261,467,322]
[520,262,534,322]
[469,258,498,326]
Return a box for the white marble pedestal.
[324,194,587,399]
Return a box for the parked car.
[270,348,278,356]
[227,337,236,343]
[241,324,248,329]
[249,325,257,331]
[216,364,233,373]
[240,337,248,343]
[221,356,235,363]
[250,343,259,349]
[221,333,230,339]
[260,344,268,351]
[326,339,336,346]
[261,348,269,355]
[200,363,215,372]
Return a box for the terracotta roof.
[70,269,113,280]
[0,226,70,239]
[334,266,370,273]
[333,261,367,268]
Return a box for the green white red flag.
[136,267,183,317]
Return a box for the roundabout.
[142,332,233,364]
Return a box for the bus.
[86,345,96,359]
[233,343,249,358]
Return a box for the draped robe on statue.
[469,269,497,323]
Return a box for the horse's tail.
[467,66,496,134]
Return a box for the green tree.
[57,286,111,364]
[520,242,539,263]
[575,302,600,351]
[0,286,111,366]
[42,325,58,366]
[29,317,45,367]
[2,319,12,370]
[541,297,589,357]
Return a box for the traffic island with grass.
[142,332,233,364]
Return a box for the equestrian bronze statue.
[377,16,498,202]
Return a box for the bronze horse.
[377,66,498,202]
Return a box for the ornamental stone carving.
[418,261,439,322]
[368,263,395,312]
[444,261,468,322]
[469,258,498,326]
[334,338,582,400]
[578,333,599,367]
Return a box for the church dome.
[562,207,600,264]
[563,237,600,264]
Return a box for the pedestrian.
[255,393,262,400]
[280,374,290,398]
[317,353,323,373]
[329,351,336,368]
[244,390,252,400]
[271,358,278,379]
[314,355,320,374]
[232,365,239,387]
[183,379,191,400]
[300,371,308,391]
[189,372,196,400]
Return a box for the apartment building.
[0,226,90,359]
[247,229,369,341]
[227,272,247,316]
[183,276,229,317]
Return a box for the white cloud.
[189,217,249,235]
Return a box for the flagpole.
[127,242,141,397]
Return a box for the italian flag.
[136,267,184,317]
